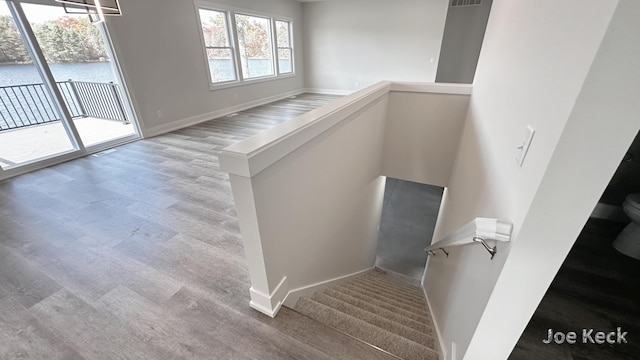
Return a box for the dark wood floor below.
[510,218,640,360]
[0,93,400,360]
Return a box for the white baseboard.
[282,267,374,309]
[304,87,354,96]
[141,89,305,138]
[248,276,289,318]
[424,285,446,360]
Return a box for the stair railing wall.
[219,81,472,317]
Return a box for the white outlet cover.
[516,125,535,166]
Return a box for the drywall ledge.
[219,82,391,177]
[390,82,473,95]
[426,217,513,251]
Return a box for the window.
[198,9,236,83]
[196,3,295,89]
[235,14,274,79]
[275,21,293,74]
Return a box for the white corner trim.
[390,82,473,95]
[282,267,375,309]
[423,284,446,360]
[426,217,513,252]
[140,89,305,138]
[248,276,289,318]
[219,82,392,177]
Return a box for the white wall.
[302,0,448,93]
[382,85,471,187]
[424,0,640,359]
[464,1,640,358]
[105,0,304,137]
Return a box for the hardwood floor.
[510,218,640,360]
[0,93,398,360]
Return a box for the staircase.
[294,269,439,360]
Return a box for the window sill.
[209,72,296,91]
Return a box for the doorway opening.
[376,178,444,282]
[511,131,640,359]
[0,0,138,177]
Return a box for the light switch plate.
[516,125,535,166]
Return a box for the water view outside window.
[235,14,274,79]
[0,2,136,170]
[276,20,292,74]
[198,8,236,83]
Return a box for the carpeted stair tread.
[295,297,438,360]
[310,292,435,347]
[336,283,429,316]
[347,278,428,307]
[362,271,426,296]
[322,288,433,333]
[356,277,426,302]
[349,278,425,304]
[331,285,431,324]
[354,274,426,300]
[365,269,425,292]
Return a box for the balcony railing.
[0,80,128,131]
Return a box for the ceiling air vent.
[451,0,482,7]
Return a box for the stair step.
[331,285,431,323]
[311,292,434,347]
[355,273,426,299]
[360,273,426,299]
[363,271,426,296]
[295,297,438,360]
[336,283,429,316]
[347,278,428,307]
[322,288,433,333]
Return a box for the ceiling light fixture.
[55,0,121,22]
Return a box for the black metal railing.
[0,80,128,131]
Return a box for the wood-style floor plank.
[0,94,400,360]
[510,219,640,360]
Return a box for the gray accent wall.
[435,0,493,84]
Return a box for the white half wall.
[302,0,448,92]
[423,0,640,359]
[219,81,472,316]
[105,0,304,137]
[219,83,391,316]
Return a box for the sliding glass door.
[0,0,77,169]
[0,0,138,175]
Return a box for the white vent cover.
[451,0,482,7]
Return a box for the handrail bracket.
[473,236,497,259]
[426,248,449,257]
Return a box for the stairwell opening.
[376,178,444,282]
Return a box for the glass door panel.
[20,2,136,148]
[0,1,75,170]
